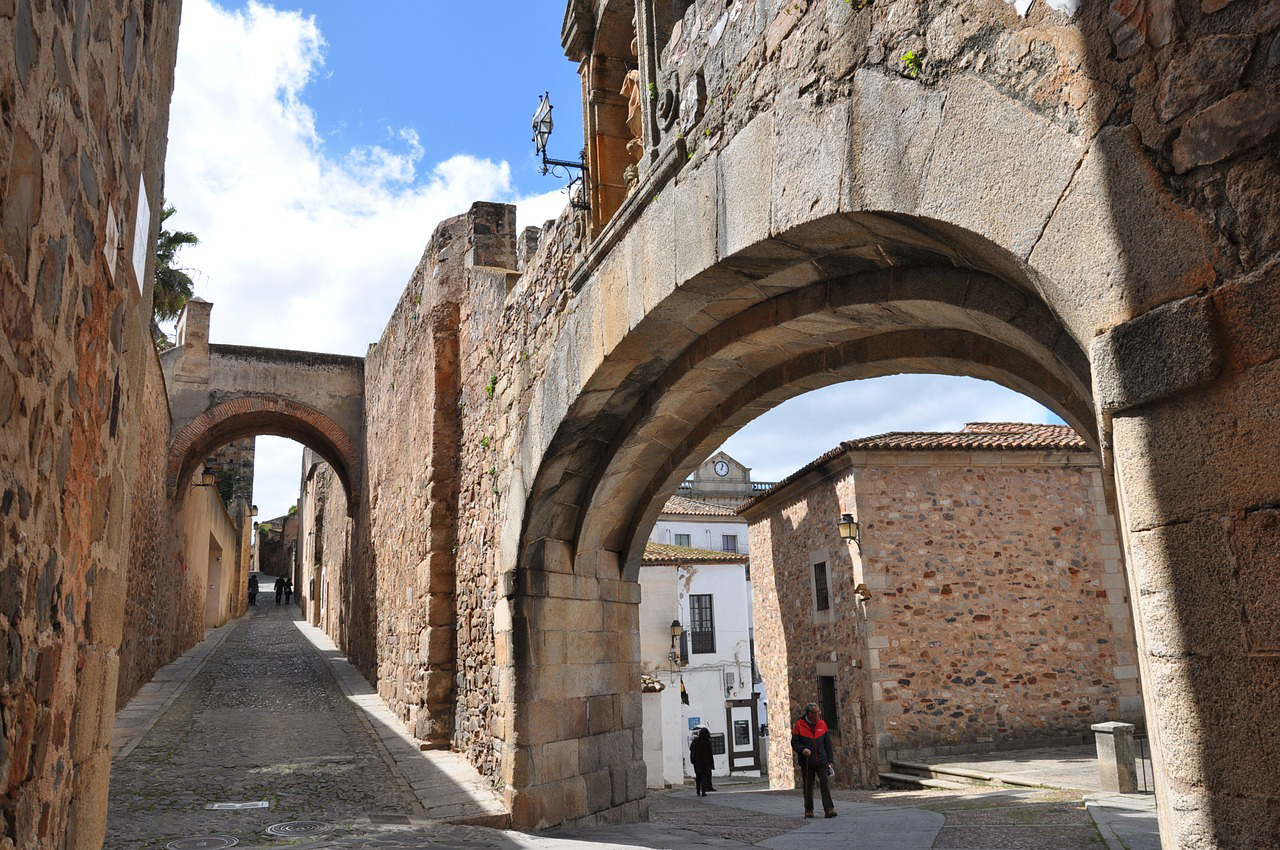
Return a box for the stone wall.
[295,451,353,643]
[117,352,201,709]
[0,0,183,847]
[255,511,297,579]
[746,445,1142,788]
[745,465,876,789]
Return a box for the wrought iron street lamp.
[837,512,861,554]
[532,93,589,211]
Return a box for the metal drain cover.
[164,838,239,850]
[265,821,332,837]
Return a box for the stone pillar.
[504,542,648,829]
[173,297,212,380]
[1099,292,1280,846]
[1092,722,1138,793]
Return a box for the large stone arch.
[500,199,1112,825]
[524,254,1098,580]
[166,396,362,516]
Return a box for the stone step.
[888,759,1058,791]
[889,760,1008,787]
[879,770,975,791]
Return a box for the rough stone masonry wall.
[747,470,876,790]
[117,350,204,710]
[352,193,609,811]
[361,211,469,749]
[859,454,1141,757]
[0,1,183,848]
[636,0,1277,276]
[749,450,1141,788]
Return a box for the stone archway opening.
[165,395,362,517]
[504,212,1114,825]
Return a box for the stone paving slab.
[291,616,509,826]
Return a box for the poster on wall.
[687,716,701,731]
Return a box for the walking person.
[689,727,714,796]
[274,576,285,605]
[248,574,258,606]
[283,577,293,605]
[791,702,836,818]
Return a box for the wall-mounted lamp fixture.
[668,619,683,664]
[250,505,259,517]
[853,582,872,602]
[193,471,215,489]
[837,512,862,553]
[532,93,590,211]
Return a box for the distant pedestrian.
[689,727,715,796]
[283,578,293,605]
[791,702,836,818]
[274,576,285,605]
[248,575,259,606]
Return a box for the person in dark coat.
[274,576,285,605]
[248,574,259,606]
[283,578,293,605]
[689,727,715,796]
[791,702,836,818]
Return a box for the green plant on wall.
[485,374,498,398]
[901,49,924,77]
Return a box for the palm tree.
[153,203,199,322]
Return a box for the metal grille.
[689,594,715,654]
[814,562,830,611]
[818,675,840,731]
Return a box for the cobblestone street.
[107,600,1156,849]
[105,600,427,848]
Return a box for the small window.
[722,534,737,553]
[818,675,839,732]
[813,562,830,612]
[689,593,715,653]
[674,533,691,547]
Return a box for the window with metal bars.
[818,675,839,731]
[813,561,830,612]
[689,594,715,654]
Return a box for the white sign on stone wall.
[103,201,118,281]
[131,176,150,295]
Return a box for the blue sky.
[163,1,1057,521]
[225,1,585,196]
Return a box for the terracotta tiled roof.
[842,422,1087,451]
[660,495,738,517]
[642,542,749,565]
[739,423,1087,512]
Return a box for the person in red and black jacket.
[791,702,836,818]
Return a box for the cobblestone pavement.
[105,600,423,849]
[108,600,1151,849]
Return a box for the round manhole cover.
[164,838,239,850]
[265,821,332,837]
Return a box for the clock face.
[714,460,729,477]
